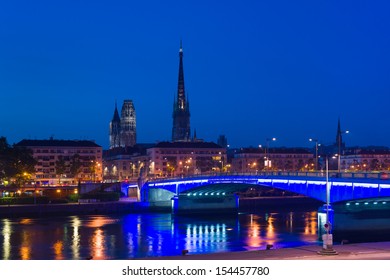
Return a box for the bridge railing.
[145,171,389,183]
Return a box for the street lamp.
[265,137,276,170]
[338,130,349,173]
[309,138,319,171]
[318,156,338,255]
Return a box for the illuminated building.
[342,147,390,171]
[15,139,103,185]
[102,145,152,182]
[147,142,226,177]
[231,147,314,172]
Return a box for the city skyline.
[1,1,390,149]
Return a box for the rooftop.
[15,139,101,148]
[236,147,312,154]
[152,141,223,149]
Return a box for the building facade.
[172,41,191,142]
[341,147,390,171]
[15,139,103,186]
[103,145,151,182]
[231,147,314,173]
[109,100,137,149]
[147,142,226,177]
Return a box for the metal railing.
[146,171,389,183]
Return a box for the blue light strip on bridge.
[149,179,209,187]
[288,180,307,184]
[144,175,390,203]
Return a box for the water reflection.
[2,219,11,260]
[246,214,261,247]
[71,216,81,259]
[185,223,228,253]
[303,212,317,236]
[0,211,320,259]
[53,241,63,260]
[91,228,105,259]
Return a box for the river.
[0,210,320,260]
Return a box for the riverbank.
[0,200,150,218]
[148,241,390,260]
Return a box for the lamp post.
[219,160,224,173]
[265,138,276,171]
[218,152,224,173]
[338,130,349,173]
[318,156,338,255]
[309,138,319,171]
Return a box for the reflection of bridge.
[141,172,390,214]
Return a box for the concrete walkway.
[153,242,390,260]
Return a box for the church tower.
[120,100,137,147]
[172,41,191,142]
[109,102,121,149]
[335,117,344,149]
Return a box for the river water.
[0,210,321,260]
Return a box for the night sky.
[1,1,389,150]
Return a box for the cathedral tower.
[335,117,344,149]
[109,102,121,149]
[120,100,137,147]
[172,41,191,142]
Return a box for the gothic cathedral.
[109,100,136,149]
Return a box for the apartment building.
[16,139,103,185]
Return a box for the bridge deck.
[142,173,390,203]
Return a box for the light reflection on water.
[0,211,320,260]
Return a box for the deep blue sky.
[1,0,389,149]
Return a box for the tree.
[0,137,11,182]
[165,157,177,177]
[88,160,97,182]
[1,142,37,187]
[69,154,82,184]
[196,156,215,174]
[297,159,305,171]
[284,160,293,171]
[55,156,67,185]
[370,159,380,171]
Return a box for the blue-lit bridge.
[139,171,390,214]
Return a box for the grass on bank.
[0,192,121,205]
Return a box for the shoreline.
[144,241,390,260]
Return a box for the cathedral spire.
[172,41,191,142]
[112,101,120,122]
[109,101,121,149]
[177,40,186,110]
[336,117,342,147]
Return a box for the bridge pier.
[172,193,239,215]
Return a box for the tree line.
[0,137,36,186]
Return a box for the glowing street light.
[265,137,276,170]
[318,156,338,255]
[309,138,320,171]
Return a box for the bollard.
[182,249,189,256]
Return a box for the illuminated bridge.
[140,171,390,214]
